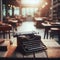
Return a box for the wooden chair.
[0,24,12,39]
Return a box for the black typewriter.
[17,33,47,54]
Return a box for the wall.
[0,0,3,21]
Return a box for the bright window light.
[42,5,45,8]
[14,7,20,15]
[21,0,42,5]
[22,8,38,17]
[45,2,48,5]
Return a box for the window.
[14,7,20,15]
[8,7,12,16]
[3,4,6,16]
[22,8,38,17]
[21,0,40,5]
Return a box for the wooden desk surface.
[4,39,17,57]
[47,47,60,58]
[1,39,60,58]
[8,20,18,23]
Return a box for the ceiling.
[2,0,51,7]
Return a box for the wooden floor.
[0,21,60,58]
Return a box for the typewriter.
[17,33,47,54]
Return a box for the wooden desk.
[35,18,44,28]
[35,18,43,21]
[4,39,17,57]
[0,39,10,51]
[47,47,60,58]
[42,23,60,39]
[2,39,60,58]
[0,39,10,57]
[8,20,18,28]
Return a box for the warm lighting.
[42,5,45,8]
[8,4,10,6]
[21,0,43,5]
[13,6,16,8]
[41,2,48,8]
[11,5,12,7]
[50,7,52,10]
[45,2,48,5]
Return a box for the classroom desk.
[42,22,60,39]
[35,17,44,28]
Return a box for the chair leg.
[44,30,46,39]
[44,29,49,39]
[46,30,48,39]
[50,31,54,39]
[3,32,5,38]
